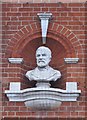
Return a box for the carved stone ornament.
[37,13,52,44]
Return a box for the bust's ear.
[49,57,51,62]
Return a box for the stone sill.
[2,117,86,120]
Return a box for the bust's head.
[36,46,52,68]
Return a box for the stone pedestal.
[5,82,81,110]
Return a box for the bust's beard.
[37,61,47,68]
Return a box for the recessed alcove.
[19,37,67,89]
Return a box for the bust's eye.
[42,54,46,56]
[37,54,40,57]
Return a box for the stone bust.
[26,46,61,87]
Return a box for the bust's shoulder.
[26,67,38,75]
[54,69,61,74]
[49,67,60,73]
[26,70,32,74]
[49,67,61,78]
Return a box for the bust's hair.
[36,46,52,58]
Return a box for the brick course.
[1,0,87,3]
[2,1,87,120]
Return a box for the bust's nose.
[39,55,43,59]
[39,56,42,59]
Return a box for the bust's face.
[36,49,51,68]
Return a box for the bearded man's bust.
[26,46,61,87]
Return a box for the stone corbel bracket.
[5,82,81,110]
[37,12,52,44]
[64,58,79,64]
[8,58,23,64]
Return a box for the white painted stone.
[25,46,61,88]
[66,82,77,91]
[37,13,52,44]
[36,81,51,88]
[8,58,23,64]
[64,58,79,63]
[5,82,81,110]
[10,82,21,91]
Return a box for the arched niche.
[7,22,82,58]
[6,22,81,89]
[21,37,66,89]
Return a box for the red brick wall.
[0,2,2,120]
[85,1,87,119]
[1,0,87,3]
[2,2,86,120]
